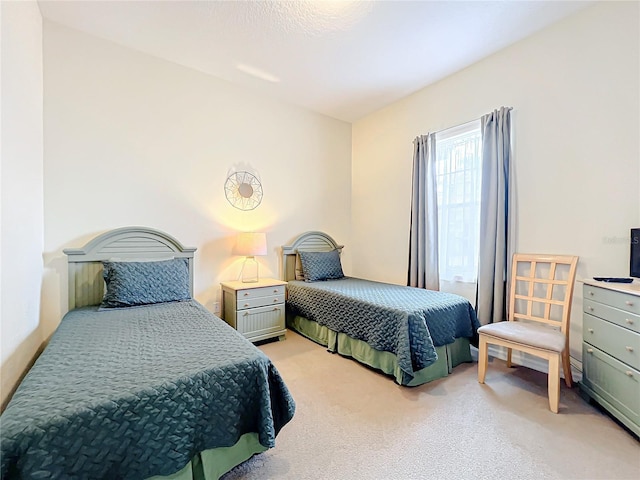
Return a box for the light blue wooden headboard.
[63,226,196,310]
[281,231,344,282]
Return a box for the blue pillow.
[298,250,344,282]
[101,258,191,308]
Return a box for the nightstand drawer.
[584,299,640,334]
[237,285,286,300]
[237,295,284,310]
[583,285,640,315]
[236,304,285,339]
[582,343,640,425]
[584,313,640,370]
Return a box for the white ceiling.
[38,0,593,122]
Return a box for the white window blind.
[435,120,482,283]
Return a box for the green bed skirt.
[149,432,268,480]
[287,313,472,386]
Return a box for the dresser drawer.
[584,314,640,370]
[582,343,640,426]
[235,304,285,339]
[583,285,640,315]
[236,284,286,300]
[584,299,640,334]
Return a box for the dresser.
[581,279,640,436]
[221,278,287,343]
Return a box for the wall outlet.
[213,302,221,314]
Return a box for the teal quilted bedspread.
[0,300,295,479]
[287,278,479,381]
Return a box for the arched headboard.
[281,231,343,282]
[63,226,197,310]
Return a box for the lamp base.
[241,256,259,283]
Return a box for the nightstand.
[220,278,287,342]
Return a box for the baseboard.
[471,344,583,383]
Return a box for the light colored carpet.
[223,331,639,480]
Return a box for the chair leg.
[478,335,488,384]
[506,348,513,368]
[548,354,560,413]
[562,349,573,388]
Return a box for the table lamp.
[236,232,267,283]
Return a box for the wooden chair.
[477,254,579,413]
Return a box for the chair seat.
[478,321,566,353]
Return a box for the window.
[435,120,482,283]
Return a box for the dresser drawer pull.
[587,306,594,312]
[244,292,250,297]
[273,307,280,311]
[273,289,279,293]
[625,371,634,377]
[587,348,594,354]
[587,328,594,334]
[626,318,635,325]
[626,301,634,306]
[625,346,634,352]
[588,291,594,296]
[244,303,250,307]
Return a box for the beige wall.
[0,0,45,407]
[352,1,640,368]
[41,22,352,339]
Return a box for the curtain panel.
[475,106,515,326]
[408,134,439,290]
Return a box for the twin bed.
[1,227,295,480]
[282,231,480,386]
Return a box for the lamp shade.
[236,232,267,256]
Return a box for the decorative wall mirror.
[224,171,263,210]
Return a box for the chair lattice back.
[509,254,579,334]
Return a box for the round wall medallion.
[224,171,263,210]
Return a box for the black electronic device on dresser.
[631,228,640,279]
[592,229,640,283]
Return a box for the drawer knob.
[587,306,594,311]
[244,293,249,297]
[273,289,278,293]
[625,371,634,377]
[626,318,635,325]
[587,348,594,354]
[588,291,594,296]
[273,307,280,311]
[626,301,634,306]
[588,328,594,334]
[625,346,634,352]
[244,303,249,307]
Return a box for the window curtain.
[408,134,439,290]
[475,106,515,325]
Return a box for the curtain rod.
[439,118,479,132]
[436,107,513,133]
[415,119,477,141]
[418,106,513,139]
